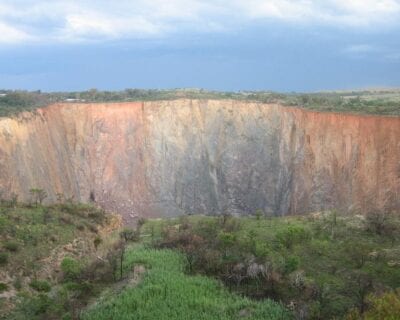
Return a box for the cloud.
[0,0,399,44]
[238,0,400,27]
[61,12,162,41]
[0,21,32,43]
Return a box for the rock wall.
[0,100,398,221]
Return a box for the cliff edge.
[0,100,398,221]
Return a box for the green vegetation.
[0,202,108,279]
[0,252,9,265]
[3,241,19,252]
[0,283,8,293]
[141,212,400,319]
[83,247,289,320]
[0,88,399,117]
[60,257,83,281]
[2,198,399,319]
[29,280,51,293]
[347,289,400,320]
[0,200,114,319]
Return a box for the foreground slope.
[0,100,398,221]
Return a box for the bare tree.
[29,188,47,206]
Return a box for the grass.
[83,246,290,320]
[141,212,400,319]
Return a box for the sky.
[0,0,400,92]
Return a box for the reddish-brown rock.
[0,100,398,221]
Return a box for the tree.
[348,272,374,315]
[255,209,264,220]
[56,193,64,203]
[29,188,47,206]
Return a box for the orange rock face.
[0,100,398,221]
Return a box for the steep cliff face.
[0,100,398,221]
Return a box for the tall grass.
[83,246,290,320]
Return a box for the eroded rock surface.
[0,100,398,221]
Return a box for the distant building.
[0,93,7,97]
[64,98,86,102]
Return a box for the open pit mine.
[0,100,398,222]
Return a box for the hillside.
[1,204,399,319]
[0,203,289,320]
[0,201,121,318]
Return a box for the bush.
[30,279,51,292]
[86,222,98,233]
[255,209,264,220]
[137,217,147,228]
[0,252,8,265]
[76,223,85,231]
[93,236,102,249]
[120,228,139,242]
[276,225,311,249]
[0,282,8,292]
[284,256,300,274]
[365,211,396,237]
[363,290,400,319]
[88,208,106,222]
[347,290,400,319]
[59,214,73,225]
[13,293,52,318]
[61,257,82,280]
[13,277,22,290]
[4,240,19,252]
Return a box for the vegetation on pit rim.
[0,88,399,117]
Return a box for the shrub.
[61,257,82,280]
[276,225,311,249]
[86,222,98,233]
[93,236,102,249]
[343,241,373,269]
[0,252,8,265]
[59,214,73,225]
[4,240,19,252]
[218,232,237,249]
[255,209,264,220]
[76,223,85,231]
[136,217,147,232]
[30,279,51,292]
[120,228,139,242]
[13,277,22,290]
[365,211,397,237]
[346,290,400,319]
[284,256,300,274]
[0,282,8,292]
[88,208,106,221]
[364,290,400,319]
[14,293,52,318]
